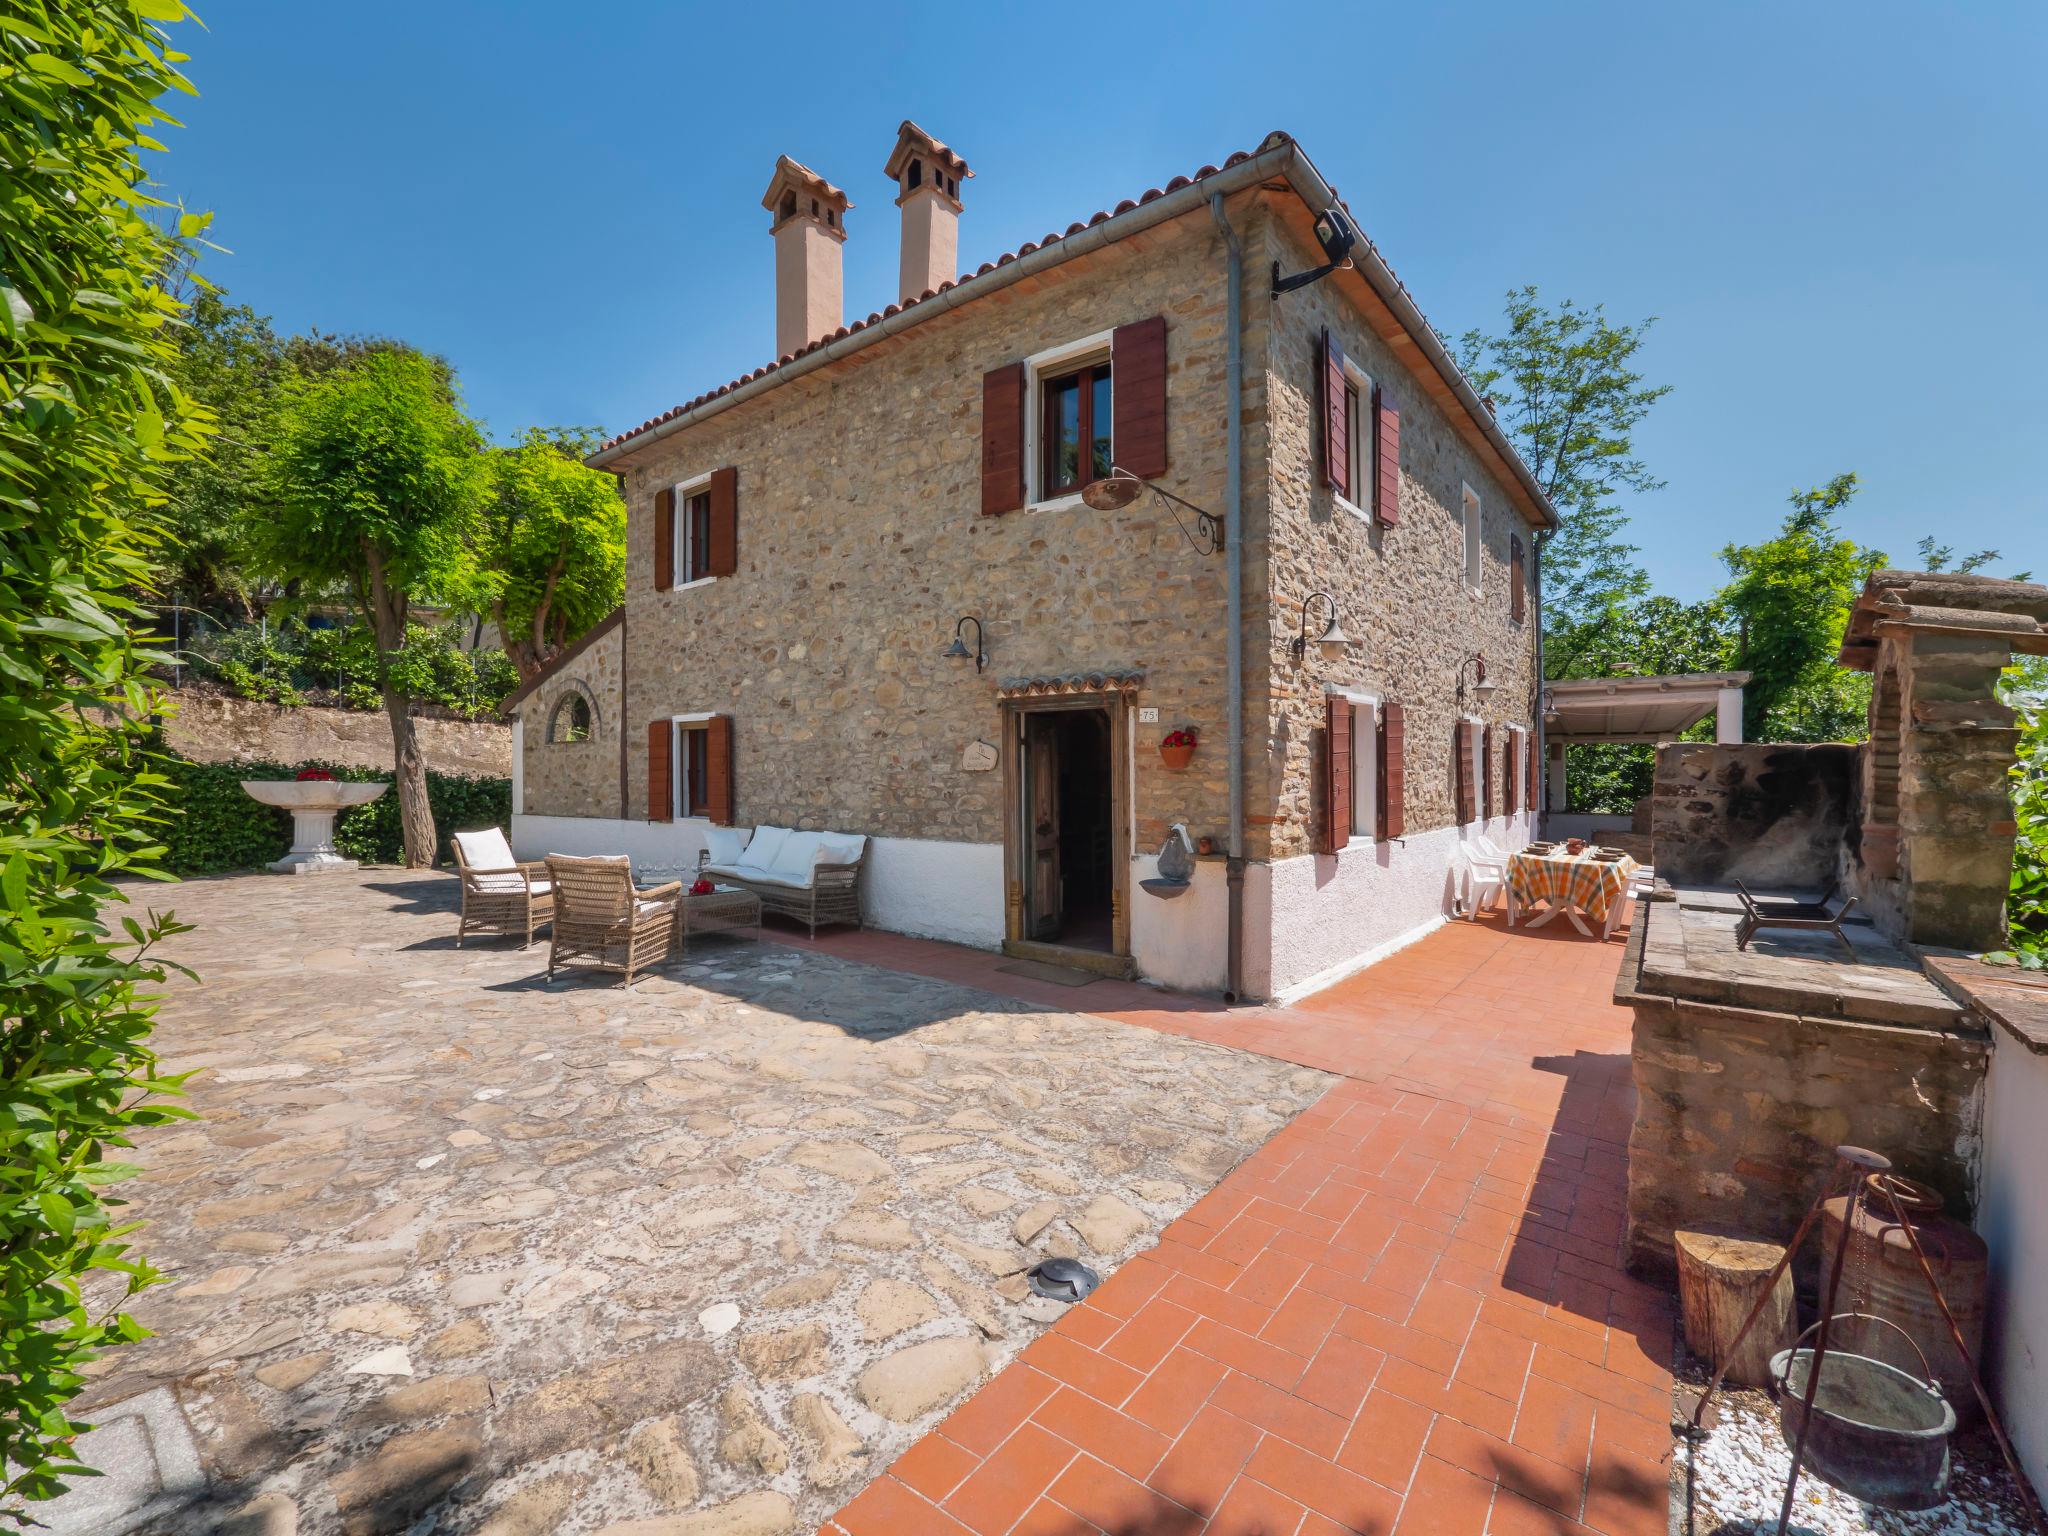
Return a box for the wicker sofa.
[452,827,553,947]
[699,825,866,937]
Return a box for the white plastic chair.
[1456,843,1506,920]
[1602,863,1657,940]
[1469,830,1511,865]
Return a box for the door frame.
[1000,691,1134,973]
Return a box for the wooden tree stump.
[1675,1226,1796,1388]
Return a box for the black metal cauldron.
[1769,1314,1957,1512]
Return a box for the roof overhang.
[589,132,1559,533]
[500,607,623,714]
[1543,672,1750,744]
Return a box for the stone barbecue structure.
[505,127,1561,1003]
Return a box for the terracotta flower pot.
[1160,742,1196,771]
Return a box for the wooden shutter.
[1482,725,1496,822]
[1322,329,1348,492]
[1322,695,1352,854]
[654,488,675,591]
[1111,315,1168,480]
[1505,731,1520,817]
[1510,535,1527,623]
[1455,720,1475,825]
[705,466,738,578]
[1373,384,1401,526]
[703,714,735,826]
[1378,701,1405,840]
[647,720,672,822]
[980,362,1025,515]
[1528,731,1541,810]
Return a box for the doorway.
[1020,707,1115,953]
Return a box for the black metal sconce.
[1271,205,1360,298]
[1080,468,1224,556]
[1456,652,1496,708]
[1290,590,1352,662]
[942,615,986,674]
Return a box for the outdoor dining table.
[1506,845,1640,937]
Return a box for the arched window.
[548,691,593,744]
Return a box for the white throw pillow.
[743,825,791,873]
[770,832,824,887]
[455,827,515,871]
[704,826,750,867]
[815,832,866,867]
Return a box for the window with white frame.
[671,716,712,817]
[1462,484,1483,592]
[1023,330,1114,506]
[671,472,715,588]
[1345,692,1380,839]
[1338,361,1374,515]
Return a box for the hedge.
[156,753,511,874]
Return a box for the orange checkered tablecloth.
[1507,847,1639,925]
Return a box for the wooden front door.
[1026,720,1062,940]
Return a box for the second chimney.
[885,122,971,304]
[761,156,851,360]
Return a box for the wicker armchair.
[452,828,553,948]
[544,855,679,987]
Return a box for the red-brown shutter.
[1322,328,1348,492]
[1505,731,1521,817]
[1528,731,1541,810]
[654,488,675,591]
[1379,701,1405,839]
[1455,720,1475,825]
[1482,725,1496,822]
[980,362,1025,515]
[1510,535,1526,623]
[1321,695,1352,854]
[706,466,738,578]
[704,714,734,826]
[1373,384,1401,526]
[1111,315,1168,480]
[647,720,672,822]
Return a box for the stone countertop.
[1630,900,1969,1032]
[1925,954,2048,1053]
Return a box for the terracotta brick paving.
[800,915,1676,1536]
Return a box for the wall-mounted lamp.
[942,615,987,674]
[1457,652,1496,708]
[1290,591,1352,662]
[1271,205,1360,299]
[1081,467,1225,556]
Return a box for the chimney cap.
[761,155,853,225]
[884,120,972,183]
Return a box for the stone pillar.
[1547,739,1568,812]
[1716,685,1744,744]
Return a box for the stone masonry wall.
[1256,218,1541,856]
[1652,742,1856,888]
[518,621,624,818]
[1623,982,1988,1282]
[614,206,1263,852]
[163,692,510,779]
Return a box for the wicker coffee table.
[677,883,762,954]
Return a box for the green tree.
[1719,473,1886,742]
[479,429,625,683]
[260,351,486,865]
[1455,287,1671,667]
[0,1,210,1513]
[1916,535,2031,584]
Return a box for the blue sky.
[165,1,2046,600]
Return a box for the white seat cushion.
[732,861,782,886]
[702,861,742,879]
[634,898,675,918]
[470,873,548,895]
[455,827,516,872]
[704,827,751,868]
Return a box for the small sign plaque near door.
[960,739,998,772]
[1137,707,1160,724]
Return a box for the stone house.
[507,126,1558,1001]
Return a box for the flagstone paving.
[821,916,1676,1536]
[67,871,1329,1535]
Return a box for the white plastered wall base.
[509,816,1005,949]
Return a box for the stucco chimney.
[760,156,851,360]
[884,121,971,304]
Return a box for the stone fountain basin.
[240,780,390,811]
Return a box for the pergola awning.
[1543,672,1750,745]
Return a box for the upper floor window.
[1337,360,1374,514]
[1041,360,1113,497]
[679,487,712,584]
[1462,484,1483,592]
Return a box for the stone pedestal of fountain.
[240,780,389,875]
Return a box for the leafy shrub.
[155,754,511,874]
[1563,744,1656,816]
[1,2,210,1514]
[186,618,515,719]
[2001,662,2048,966]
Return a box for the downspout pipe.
[1531,531,1547,829]
[1211,192,1247,1005]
